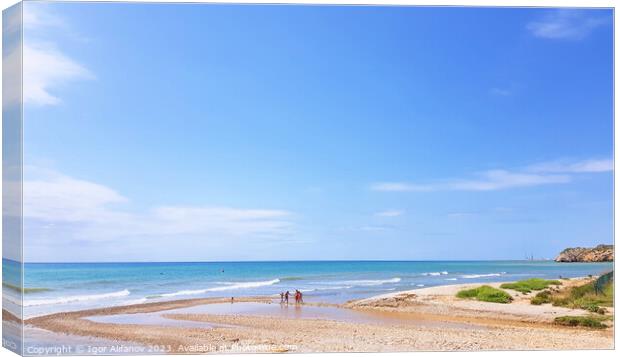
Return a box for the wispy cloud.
[527,158,612,173]
[527,9,610,40]
[374,210,404,217]
[6,4,94,106]
[20,167,294,244]
[22,42,94,106]
[371,158,611,193]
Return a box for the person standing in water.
[285,291,290,305]
[280,292,284,304]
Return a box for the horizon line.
[3,258,574,264]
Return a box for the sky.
[5,2,613,262]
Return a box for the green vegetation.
[500,278,561,294]
[526,273,614,314]
[530,290,552,305]
[554,315,610,329]
[456,285,513,304]
[551,278,613,314]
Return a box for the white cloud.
[527,10,610,40]
[146,206,292,237]
[20,168,294,244]
[371,158,610,193]
[22,42,94,106]
[23,167,128,223]
[447,170,570,191]
[527,158,613,173]
[374,210,404,217]
[4,5,94,106]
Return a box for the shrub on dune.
[500,278,561,294]
[456,285,513,304]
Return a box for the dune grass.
[554,315,610,329]
[527,274,613,314]
[500,278,561,294]
[530,290,552,305]
[551,279,613,313]
[456,285,513,303]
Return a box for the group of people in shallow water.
[279,289,303,304]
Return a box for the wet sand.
[9,278,615,353]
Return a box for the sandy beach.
[4,277,611,353]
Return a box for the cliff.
[555,244,613,262]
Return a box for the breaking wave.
[461,273,506,279]
[422,271,448,276]
[154,279,281,298]
[23,289,131,307]
[336,277,401,287]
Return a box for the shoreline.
[6,277,614,352]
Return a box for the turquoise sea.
[2,259,613,318]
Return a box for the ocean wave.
[461,273,505,279]
[154,279,281,298]
[336,277,401,287]
[422,271,448,276]
[23,289,130,307]
[445,278,458,281]
[122,298,149,305]
[301,285,353,292]
[280,276,304,281]
[416,284,425,287]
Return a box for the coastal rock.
[555,244,613,262]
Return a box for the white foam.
[300,285,355,293]
[157,279,281,298]
[121,298,149,305]
[23,289,130,307]
[416,284,425,287]
[461,273,505,279]
[208,279,281,292]
[337,277,401,286]
[445,278,458,281]
[423,271,448,276]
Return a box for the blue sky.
[12,2,613,262]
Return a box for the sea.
[2,259,613,318]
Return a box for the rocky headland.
[555,244,613,262]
